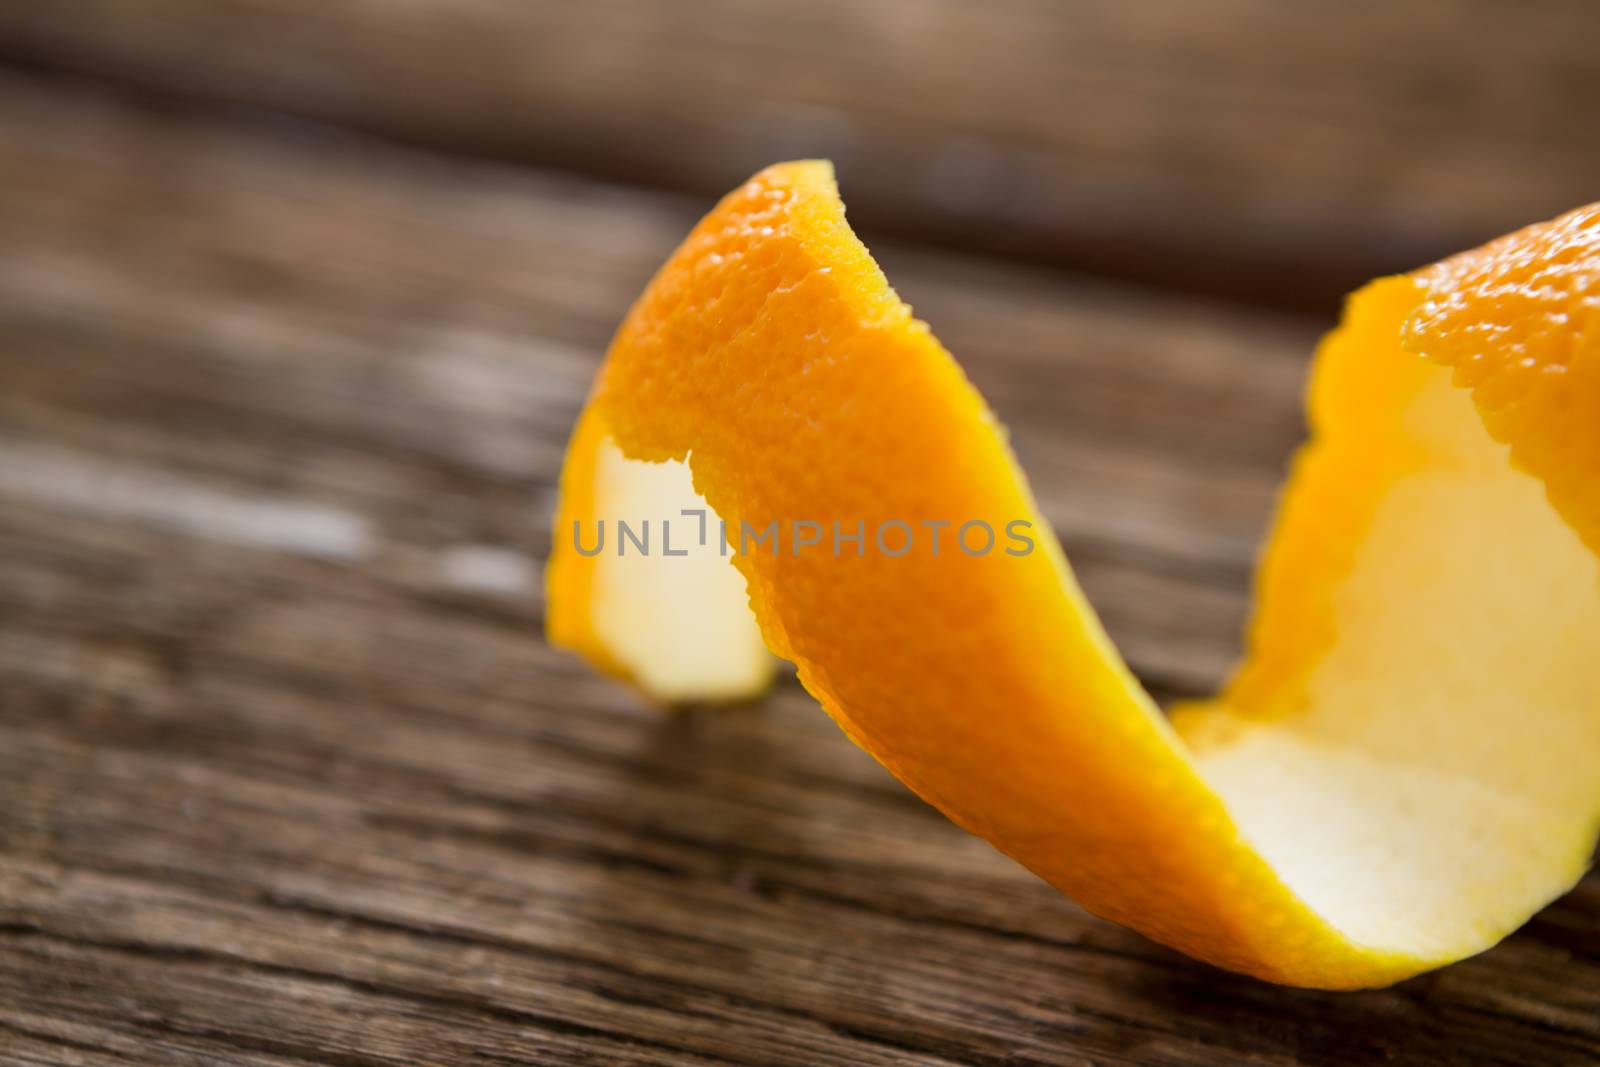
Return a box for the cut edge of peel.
[546,161,1600,988]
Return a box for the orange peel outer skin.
[547,163,1600,988]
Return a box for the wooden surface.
[0,22,1596,1067]
[3,1,1600,308]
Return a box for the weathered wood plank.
[0,75,1595,1066]
[0,2,1597,306]
[0,70,1312,692]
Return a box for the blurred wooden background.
[5,1,1600,308]
[0,4,1596,1065]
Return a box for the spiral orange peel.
[547,162,1600,988]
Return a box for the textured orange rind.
[548,163,1600,988]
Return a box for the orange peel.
[546,162,1600,988]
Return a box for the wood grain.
[0,74,1595,1066]
[1,2,1598,308]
